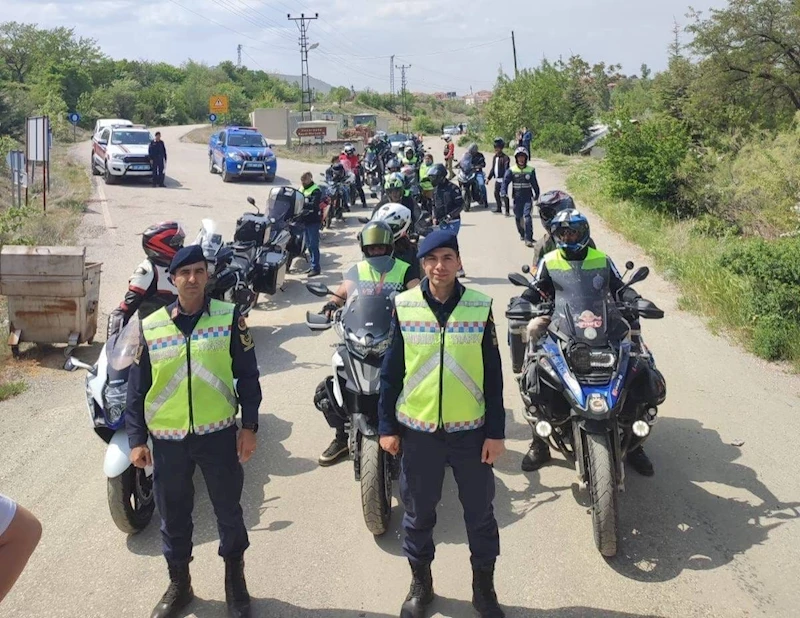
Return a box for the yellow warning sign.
[209,95,229,114]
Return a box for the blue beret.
[169,244,206,274]
[417,229,459,260]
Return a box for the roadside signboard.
[209,96,229,114]
[209,113,218,124]
[296,126,327,138]
[5,150,25,172]
[67,112,81,125]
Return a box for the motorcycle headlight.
[589,349,616,368]
[102,383,127,427]
[346,332,392,358]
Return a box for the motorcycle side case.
[252,250,288,295]
[104,429,153,478]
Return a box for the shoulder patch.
[238,316,255,351]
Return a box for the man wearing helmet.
[501,147,540,247]
[486,138,511,216]
[384,157,403,185]
[530,190,595,266]
[402,142,419,169]
[340,143,367,209]
[325,157,351,216]
[521,209,663,476]
[459,143,488,208]
[313,221,420,466]
[443,135,455,179]
[371,202,420,281]
[107,221,185,338]
[375,172,417,221]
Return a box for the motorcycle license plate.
[130,165,149,171]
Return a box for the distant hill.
[270,74,334,95]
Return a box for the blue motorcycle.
[506,263,664,557]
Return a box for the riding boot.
[151,562,193,618]
[471,562,505,618]
[224,556,251,618]
[400,560,434,618]
[521,438,551,472]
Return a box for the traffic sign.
[209,95,229,114]
[5,150,25,173]
[67,112,81,125]
[296,126,327,138]
[13,171,28,188]
[209,113,218,124]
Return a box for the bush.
[602,115,690,208]
[722,237,800,360]
[412,114,438,135]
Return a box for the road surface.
[1,125,799,617]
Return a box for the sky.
[3,0,730,94]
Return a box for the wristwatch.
[241,423,259,433]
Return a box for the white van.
[93,118,133,136]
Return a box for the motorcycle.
[264,186,308,274]
[304,279,398,536]
[319,172,352,227]
[363,151,383,198]
[456,153,488,211]
[64,318,155,534]
[506,262,664,557]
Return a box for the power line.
[396,63,411,133]
[288,12,319,121]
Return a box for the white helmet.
[403,139,414,149]
[372,203,412,240]
[443,135,451,142]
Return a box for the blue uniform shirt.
[378,279,505,439]
[126,299,262,448]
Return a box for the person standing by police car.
[379,230,506,618]
[125,245,262,618]
[149,131,167,188]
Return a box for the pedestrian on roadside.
[0,493,42,603]
[458,123,464,135]
[443,135,455,180]
[521,127,532,155]
[126,244,262,618]
[300,171,323,277]
[378,230,506,618]
[501,147,540,247]
[149,131,167,187]
[486,138,511,216]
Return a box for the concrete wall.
[250,108,290,143]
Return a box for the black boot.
[472,563,505,618]
[521,438,551,472]
[225,556,251,618]
[151,563,193,618]
[626,446,654,476]
[400,561,434,618]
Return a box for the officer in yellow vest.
[126,245,262,618]
[378,230,506,618]
[314,221,420,466]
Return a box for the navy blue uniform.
[126,299,262,566]
[379,279,504,568]
[148,139,167,187]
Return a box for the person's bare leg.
[0,505,42,602]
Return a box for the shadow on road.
[607,417,800,582]
[183,596,665,617]
[253,322,326,376]
[125,413,315,557]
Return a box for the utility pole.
[237,44,242,68]
[288,12,319,121]
[511,30,518,77]
[396,63,411,133]
[389,55,395,103]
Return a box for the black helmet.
[468,143,478,155]
[426,163,448,187]
[142,221,185,266]
[493,137,505,149]
[538,190,575,229]
[331,162,345,175]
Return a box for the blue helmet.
[549,208,590,254]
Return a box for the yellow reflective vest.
[394,286,492,432]
[355,259,409,295]
[142,300,238,440]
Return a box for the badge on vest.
[525,174,530,180]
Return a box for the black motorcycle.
[363,150,383,199]
[263,187,308,274]
[305,282,398,536]
[506,262,664,557]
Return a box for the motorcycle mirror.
[357,216,370,224]
[247,196,256,206]
[508,273,530,288]
[628,266,650,286]
[521,264,531,274]
[625,260,635,271]
[636,298,665,319]
[306,282,332,297]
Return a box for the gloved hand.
[320,301,338,320]
[107,311,126,340]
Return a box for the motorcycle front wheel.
[586,432,618,557]
[108,465,155,534]
[360,435,391,536]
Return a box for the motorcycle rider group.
[100,133,665,618]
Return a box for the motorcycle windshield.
[342,292,394,343]
[194,218,223,259]
[459,151,472,170]
[554,280,629,346]
[268,200,292,226]
[108,316,141,372]
[364,152,377,165]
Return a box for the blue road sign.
[209,113,218,123]
[5,150,25,172]
[67,112,81,125]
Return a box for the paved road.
[1,125,799,617]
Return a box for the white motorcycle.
[65,316,155,534]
